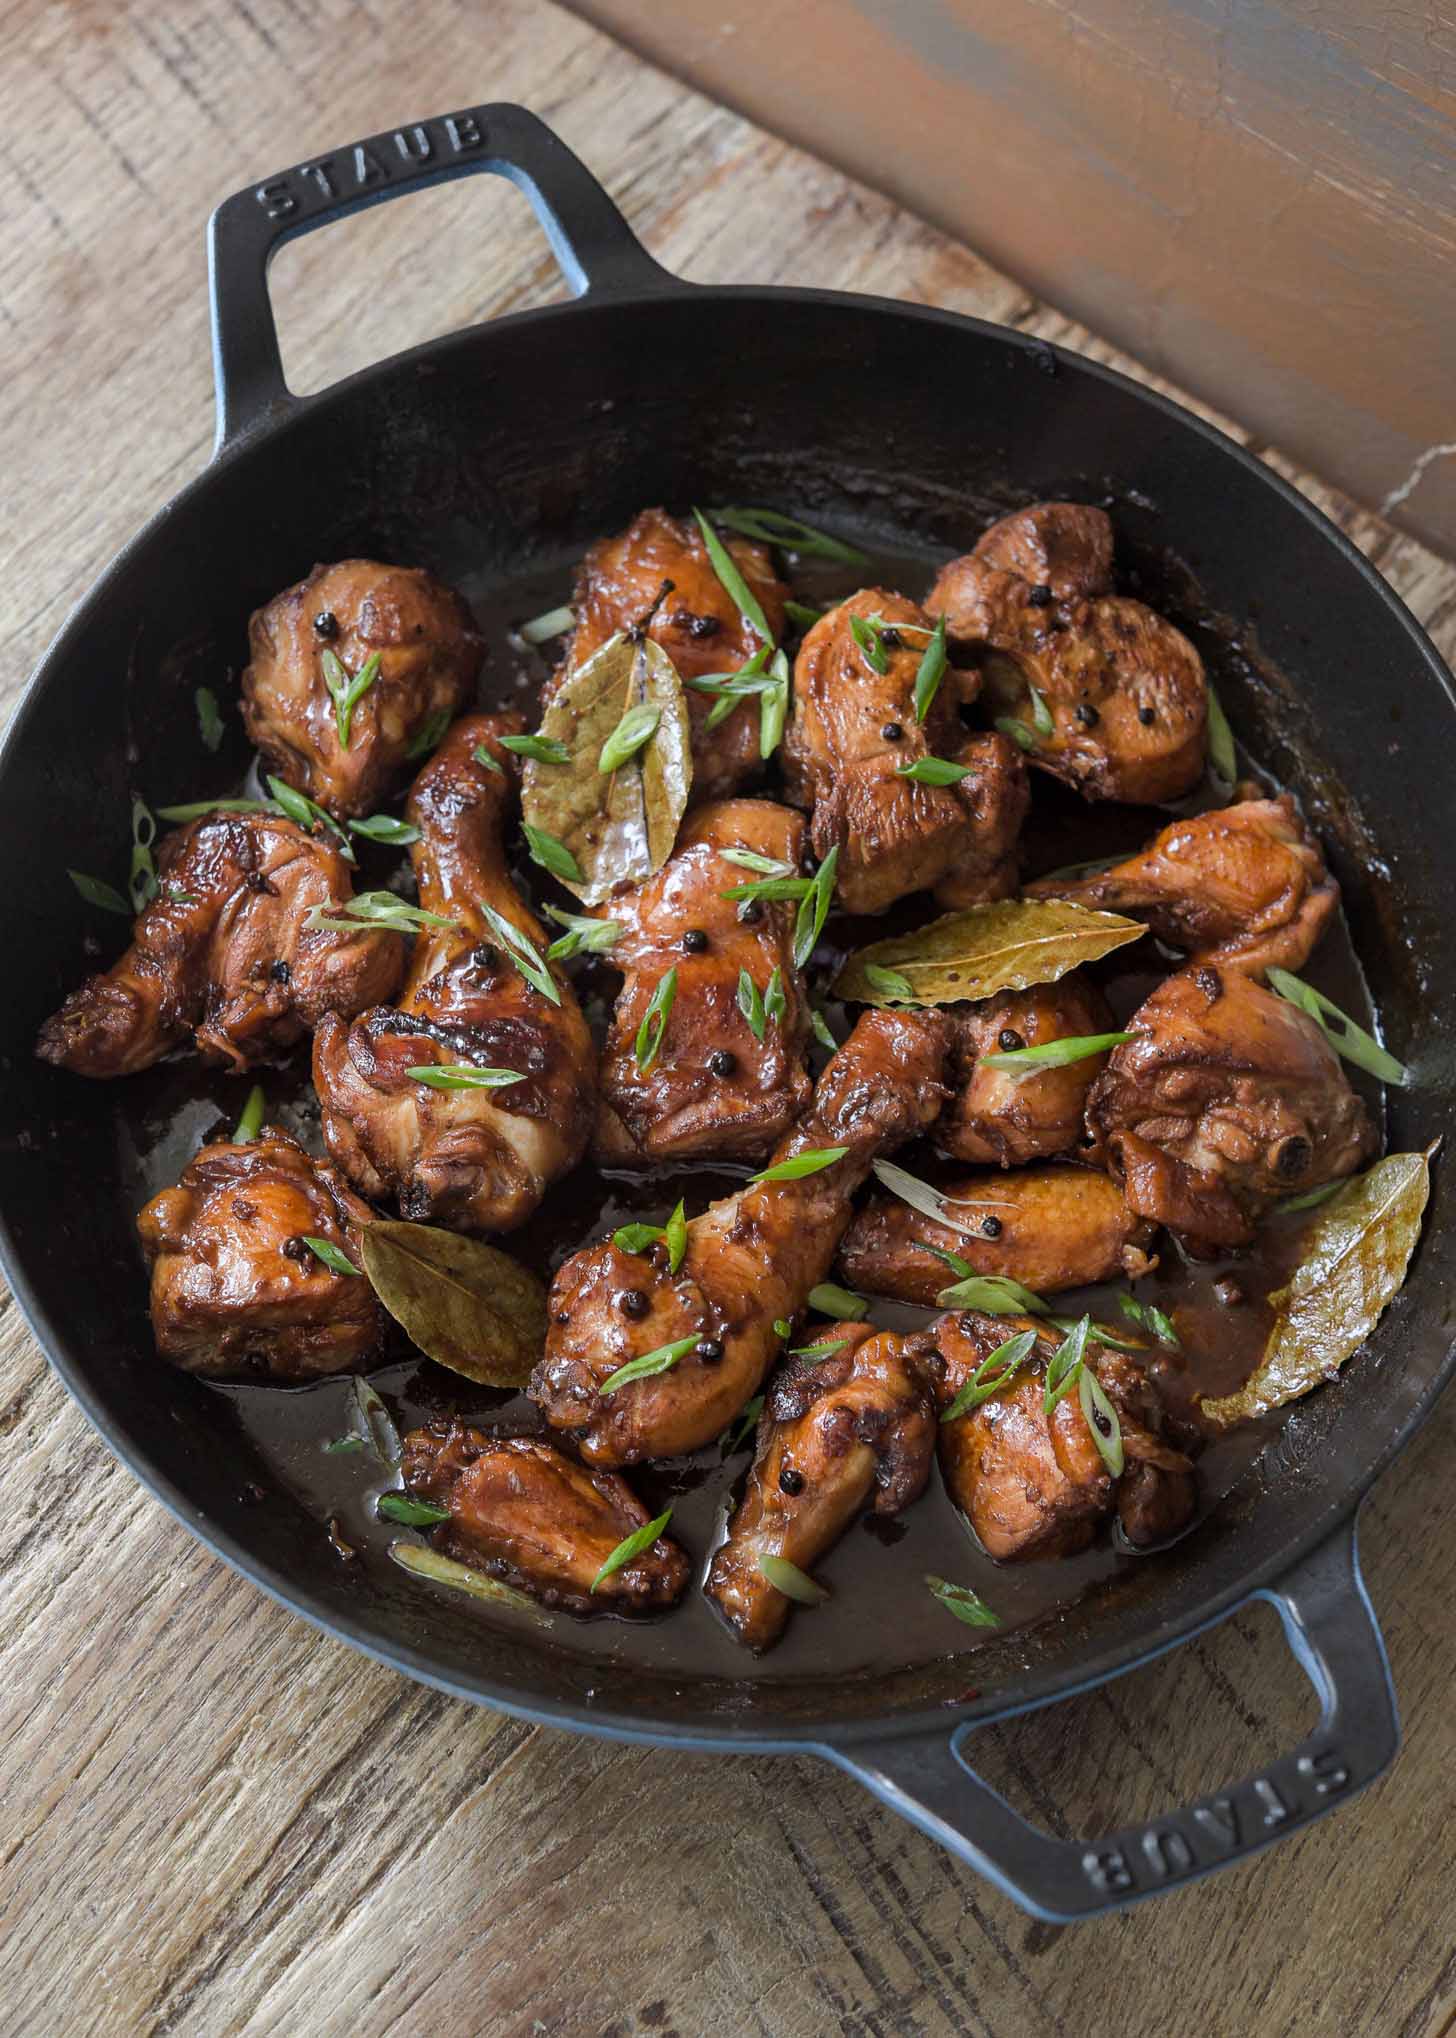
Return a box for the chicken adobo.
[47,494,1412,1662]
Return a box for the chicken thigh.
[705,1322,940,1649]
[564,508,788,797]
[938,973,1118,1166]
[38,811,405,1078]
[1087,964,1375,1248]
[312,715,596,1233]
[136,1124,384,1380]
[926,503,1207,805]
[402,1421,689,1614]
[243,559,483,818]
[530,1007,950,1466]
[784,589,1029,913]
[1027,794,1338,975]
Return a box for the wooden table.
[4,4,1455,2033]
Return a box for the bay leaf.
[1202,1151,1430,1427]
[832,898,1146,1006]
[360,1220,548,1388]
[522,631,692,906]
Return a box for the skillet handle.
[822,1516,1397,1921]
[207,102,674,451]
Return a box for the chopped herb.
[524,823,585,885]
[939,1328,1039,1422]
[405,707,452,762]
[376,1492,450,1526]
[195,686,225,752]
[543,904,623,961]
[809,1007,838,1052]
[925,1573,1000,1629]
[303,1236,361,1276]
[599,702,661,774]
[405,1064,524,1091]
[472,742,504,775]
[267,775,356,860]
[872,1160,1016,1238]
[663,1198,688,1275]
[349,813,421,845]
[912,614,948,723]
[750,1147,848,1184]
[895,755,971,785]
[323,1434,366,1455]
[388,1539,536,1611]
[1026,682,1055,738]
[722,1394,764,1451]
[763,967,786,1027]
[703,505,869,564]
[479,902,561,1005]
[684,647,776,700]
[129,797,158,913]
[937,1271,1050,1312]
[519,603,576,646]
[721,875,813,905]
[613,1220,668,1255]
[808,1282,867,1320]
[1118,1292,1180,1345]
[320,648,381,749]
[591,1507,674,1592]
[738,967,767,1042]
[303,891,457,937]
[635,966,678,1072]
[980,1030,1133,1072]
[789,1338,848,1361]
[864,963,916,1002]
[1045,1312,1144,1353]
[758,1554,829,1604]
[155,797,278,822]
[1276,1180,1344,1214]
[69,869,131,916]
[1079,1364,1125,1475]
[1206,681,1237,785]
[232,1083,266,1143]
[600,1334,701,1395]
[692,507,772,644]
[719,846,796,877]
[995,716,1038,753]
[1042,1314,1091,1415]
[1266,968,1410,1086]
[760,649,790,759]
[500,732,571,766]
[793,845,838,970]
[773,1319,792,1338]
[849,613,889,674]
[785,599,826,628]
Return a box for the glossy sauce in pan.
[112,535,1389,1685]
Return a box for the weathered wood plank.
[2,3,1454,2035]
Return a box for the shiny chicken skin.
[564,508,789,797]
[784,588,1029,914]
[403,1421,689,1614]
[926,503,1207,805]
[1028,793,1338,976]
[313,715,596,1233]
[531,1007,950,1467]
[136,1125,384,1380]
[936,1312,1196,1559]
[706,1322,940,1650]
[840,1163,1157,1305]
[939,973,1118,1167]
[243,559,483,819]
[1088,964,1375,1248]
[595,798,812,1165]
[37,811,404,1078]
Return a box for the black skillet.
[3,104,1452,1922]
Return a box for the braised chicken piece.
[784,589,1029,914]
[595,798,812,1165]
[926,503,1207,805]
[37,812,404,1079]
[564,508,789,797]
[313,715,596,1233]
[1088,964,1375,1249]
[531,1007,949,1466]
[936,1312,1196,1559]
[938,973,1118,1166]
[242,559,483,819]
[1027,793,1338,976]
[136,1125,384,1380]
[402,1421,689,1615]
[706,1322,940,1649]
[840,1163,1156,1305]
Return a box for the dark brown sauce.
[113,533,1390,1685]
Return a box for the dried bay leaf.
[832,898,1146,1006]
[522,631,692,906]
[360,1220,548,1388]
[1202,1151,1430,1427]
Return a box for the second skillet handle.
[823,1516,1397,1920]
[207,103,675,450]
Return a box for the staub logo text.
[254,113,485,221]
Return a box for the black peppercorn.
[268,958,291,984]
[981,1216,1002,1239]
[696,1337,724,1365]
[1214,1277,1245,1307]
[998,1028,1024,1053]
[618,1289,650,1319]
[708,1049,736,1078]
[282,1235,311,1265]
[473,944,499,970]
[1075,702,1100,727]
[739,899,763,925]
[879,626,902,650]
[881,721,904,743]
[778,1466,805,1496]
[682,928,709,954]
[313,611,339,640]
[1028,584,1053,607]
[1138,705,1156,725]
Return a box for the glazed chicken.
[563,508,789,797]
[1087,964,1375,1248]
[840,1163,1157,1304]
[926,503,1207,805]
[313,715,596,1233]
[402,1421,690,1615]
[706,1321,940,1650]
[136,1124,384,1380]
[595,799,812,1165]
[1028,793,1338,976]
[938,973,1118,1166]
[784,588,1029,914]
[530,1006,950,1466]
[243,559,483,819]
[37,811,404,1078]
[936,1311,1196,1559]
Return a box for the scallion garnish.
[721,875,813,906]
[810,1008,838,1052]
[719,845,795,877]
[69,869,130,916]
[635,967,677,1073]
[863,963,916,1003]
[519,603,576,646]
[912,614,948,724]
[376,1492,450,1527]
[1206,681,1237,785]
[980,1030,1133,1072]
[303,1236,361,1276]
[388,1540,536,1612]
[232,1083,266,1143]
[543,903,623,961]
[524,823,585,885]
[1042,1314,1091,1415]
[849,613,889,674]
[763,967,787,1027]
[939,1328,1039,1423]
[807,1282,867,1320]
[925,1573,1000,1628]
[750,1147,849,1184]
[405,707,452,762]
[598,702,661,774]
[196,686,225,752]
[613,1220,666,1255]
[478,902,561,1006]
[758,1554,829,1604]
[1026,682,1055,738]
[600,1334,701,1395]
[472,742,504,775]
[785,599,826,629]
[349,813,421,845]
[1266,967,1410,1085]
[773,1319,792,1339]
[1276,1180,1344,1214]
[793,845,838,970]
[267,775,356,860]
[692,507,772,644]
[320,648,381,749]
[789,1338,848,1361]
[760,649,790,759]
[872,1160,1015,1238]
[684,646,775,701]
[895,754,972,785]
[500,731,571,766]
[703,505,869,564]
[405,1064,524,1091]
[995,716,1038,753]
[155,797,278,822]
[323,1434,366,1455]
[722,1394,764,1452]
[591,1507,673,1592]
[1118,1292,1179,1345]
[738,967,768,1042]
[303,891,457,937]
[663,1198,688,1274]
[1079,1364,1125,1475]
[936,1271,1049,1313]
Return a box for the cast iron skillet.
[4,104,1452,1922]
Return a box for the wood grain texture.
[2,4,1455,2034]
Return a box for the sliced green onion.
[684,647,776,699]
[635,967,677,1073]
[323,1434,366,1455]
[722,1394,764,1452]
[738,967,767,1042]
[349,813,421,845]
[303,1236,361,1276]
[69,869,131,916]
[895,755,971,785]
[663,1198,688,1275]
[320,648,381,749]
[785,599,826,629]
[873,1160,1016,1237]
[1276,1180,1344,1214]
[810,1008,838,1052]
[703,505,869,564]
[912,614,948,724]
[405,707,452,762]
[232,1083,266,1143]
[1026,682,1055,738]
[519,603,576,646]
[864,963,916,1003]
[719,846,796,877]
[591,1507,673,1592]
[763,967,786,1027]
[759,649,790,760]
[939,1329,1039,1423]
[500,732,571,766]
[1042,1314,1090,1415]
[789,1339,848,1361]
[808,1283,867,1320]
[757,1554,829,1604]
[980,1030,1133,1072]
[721,875,813,905]
[613,1220,667,1255]
[479,902,560,1006]
[1118,1292,1179,1345]
[773,1319,793,1339]
[405,1064,524,1091]
[304,891,457,937]
[195,686,225,752]
[600,1335,701,1395]
[995,716,1038,753]
[388,1539,536,1612]
[750,1147,849,1184]
[155,797,278,823]
[472,742,504,776]
[599,702,661,773]
[793,845,838,970]
[1045,1312,1144,1354]
[926,1573,1000,1629]
[1079,1364,1125,1475]
[849,613,889,674]
[1206,680,1237,785]
[692,507,772,644]
[524,824,585,885]
[377,1492,450,1527]
[1266,968,1409,1085]
[267,775,356,861]
[937,1272,1050,1313]
[543,904,623,961]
